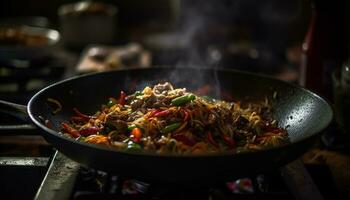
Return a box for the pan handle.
[0,100,37,135]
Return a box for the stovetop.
[1,119,344,200]
[29,151,341,200]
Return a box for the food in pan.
[59,82,288,154]
[0,26,49,47]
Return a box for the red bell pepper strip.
[270,128,286,134]
[207,132,219,148]
[183,109,190,121]
[269,129,283,136]
[148,109,158,118]
[153,110,171,117]
[79,126,99,136]
[70,116,88,123]
[148,109,171,118]
[73,108,91,121]
[222,134,236,149]
[173,133,196,146]
[61,123,80,138]
[264,123,286,135]
[119,91,126,106]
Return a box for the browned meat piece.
[144,94,157,107]
[105,115,128,133]
[130,98,145,110]
[153,82,174,95]
[235,116,249,129]
[125,95,136,103]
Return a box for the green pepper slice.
[171,94,196,106]
[127,124,144,132]
[127,124,138,132]
[161,122,181,133]
[126,141,141,151]
[134,91,142,96]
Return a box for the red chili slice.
[148,109,158,118]
[222,134,236,149]
[73,108,91,121]
[61,123,80,138]
[70,116,88,123]
[119,91,126,106]
[264,123,286,135]
[153,110,170,117]
[183,109,190,121]
[173,133,196,146]
[79,126,99,136]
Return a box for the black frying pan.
[0,67,333,184]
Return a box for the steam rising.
[134,1,245,98]
[169,1,241,98]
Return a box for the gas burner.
[33,151,342,200]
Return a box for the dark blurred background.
[0,0,313,72]
[0,0,349,98]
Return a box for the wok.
[0,67,333,184]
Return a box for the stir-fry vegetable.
[153,110,171,118]
[161,122,182,133]
[118,91,126,106]
[60,82,289,154]
[79,126,99,136]
[130,127,142,142]
[171,93,196,106]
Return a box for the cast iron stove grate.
[34,151,341,200]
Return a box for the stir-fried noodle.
[60,82,288,154]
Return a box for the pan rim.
[27,67,333,158]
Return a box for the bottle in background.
[300,0,348,101]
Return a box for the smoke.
[167,1,241,98]
[133,0,309,99]
[136,1,246,98]
[176,1,231,67]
